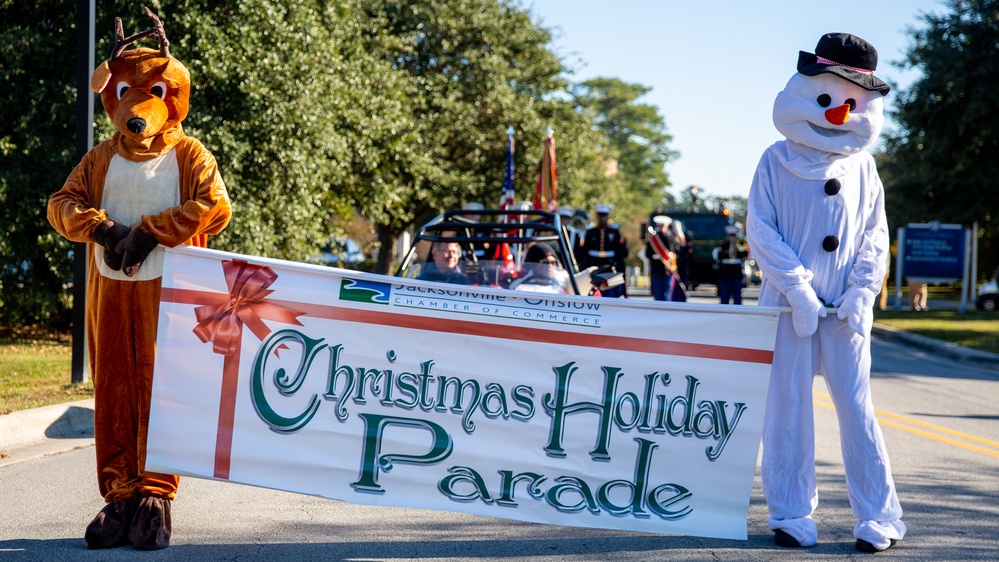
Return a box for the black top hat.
[797,32,890,96]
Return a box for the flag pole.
[500,126,516,222]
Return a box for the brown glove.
[115,227,159,277]
[91,219,131,271]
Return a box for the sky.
[528,0,947,200]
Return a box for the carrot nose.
[825,104,851,126]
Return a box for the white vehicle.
[976,267,999,311]
[314,238,365,265]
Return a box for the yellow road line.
[876,418,999,459]
[812,391,999,458]
[874,408,999,449]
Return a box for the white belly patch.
[95,150,181,281]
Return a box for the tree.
[1,0,413,328]
[1,0,80,328]
[1,0,624,329]
[572,77,679,259]
[357,0,617,273]
[880,0,998,277]
[165,0,417,262]
[573,78,678,206]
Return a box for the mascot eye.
[150,81,168,100]
[817,94,831,108]
[116,82,130,100]
[845,98,857,111]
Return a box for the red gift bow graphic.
[191,259,304,479]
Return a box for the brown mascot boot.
[128,496,172,550]
[84,497,137,549]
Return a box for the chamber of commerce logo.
[339,278,392,305]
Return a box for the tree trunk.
[375,223,398,275]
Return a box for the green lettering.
[438,466,493,503]
[352,414,453,494]
[251,329,326,433]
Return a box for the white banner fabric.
[147,246,779,540]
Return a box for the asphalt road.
[1,285,997,561]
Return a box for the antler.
[109,6,171,61]
[144,6,172,59]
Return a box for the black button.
[824,179,841,196]
[822,235,839,252]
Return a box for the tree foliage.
[572,77,679,254]
[573,78,678,206]
[165,0,418,262]
[0,0,677,329]
[357,0,618,272]
[880,0,998,277]
[0,0,80,327]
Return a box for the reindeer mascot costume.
[746,33,905,553]
[48,8,231,550]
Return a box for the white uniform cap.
[724,225,740,235]
[556,206,574,217]
[463,202,485,211]
[595,204,612,214]
[652,215,672,226]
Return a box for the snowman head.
[773,33,890,155]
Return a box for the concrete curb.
[872,323,999,367]
[0,398,94,450]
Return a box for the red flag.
[533,129,556,212]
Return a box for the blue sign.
[903,224,965,281]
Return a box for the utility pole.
[72,0,95,383]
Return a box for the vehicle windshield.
[395,209,581,294]
[397,240,570,294]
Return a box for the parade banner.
[146,246,780,540]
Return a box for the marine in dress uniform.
[645,215,686,301]
[714,225,749,304]
[577,204,627,298]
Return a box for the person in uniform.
[577,204,628,298]
[675,226,695,292]
[714,225,749,304]
[645,216,686,301]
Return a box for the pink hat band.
[816,55,875,75]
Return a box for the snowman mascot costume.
[746,33,905,553]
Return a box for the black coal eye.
[150,81,167,100]
[846,98,857,111]
[817,94,831,107]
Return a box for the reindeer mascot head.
[91,9,191,165]
[47,7,231,550]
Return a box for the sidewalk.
[0,398,95,468]
[872,322,999,365]
[872,294,999,366]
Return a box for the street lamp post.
[72,0,95,383]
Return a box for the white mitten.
[837,286,875,335]
[785,284,827,337]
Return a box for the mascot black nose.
[126,118,146,134]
